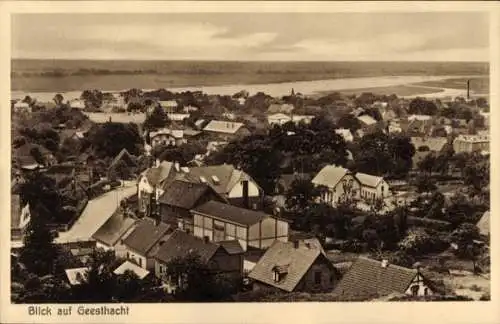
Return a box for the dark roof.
[219,240,245,255]
[122,218,172,256]
[158,180,215,209]
[109,148,137,170]
[192,200,269,226]
[248,241,329,292]
[333,257,419,299]
[152,229,220,264]
[91,211,137,247]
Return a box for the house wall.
[151,134,176,148]
[359,181,390,202]
[193,213,249,251]
[19,203,31,229]
[404,273,433,296]
[296,258,336,293]
[320,174,361,207]
[95,241,113,251]
[228,180,260,199]
[247,217,289,250]
[211,249,244,276]
[124,249,148,270]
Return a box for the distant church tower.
[291,88,295,96]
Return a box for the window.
[424,288,429,296]
[411,285,419,296]
[159,265,163,274]
[314,271,322,285]
[126,252,130,259]
[138,258,142,267]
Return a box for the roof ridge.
[356,256,418,274]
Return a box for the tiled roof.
[179,164,252,195]
[333,257,418,299]
[122,218,172,256]
[91,212,137,247]
[248,241,326,292]
[192,200,268,226]
[142,161,176,186]
[476,210,490,236]
[411,137,448,152]
[355,172,384,188]
[268,113,291,120]
[113,260,150,279]
[152,229,220,264]
[312,165,350,188]
[219,240,245,255]
[158,180,215,209]
[203,120,245,134]
[109,148,137,170]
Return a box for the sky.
[11,12,489,61]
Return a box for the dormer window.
[272,265,289,282]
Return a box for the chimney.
[242,180,249,209]
[413,262,422,272]
[203,236,209,244]
[381,259,389,268]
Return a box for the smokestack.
[242,180,249,209]
[467,80,470,100]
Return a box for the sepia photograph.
[1,1,499,323]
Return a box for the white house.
[149,129,185,148]
[291,115,315,124]
[335,128,354,142]
[355,172,391,203]
[13,101,31,113]
[69,99,86,109]
[267,113,291,125]
[311,165,361,206]
[159,100,178,113]
[166,113,190,121]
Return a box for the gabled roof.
[355,172,384,188]
[141,161,176,186]
[91,212,137,247]
[113,260,150,279]
[312,165,350,188]
[357,115,377,126]
[411,137,448,152]
[192,200,269,226]
[268,113,291,120]
[158,180,217,209]
[122,218,172,256]
[219,240,245,255]
[333,257,419,299]
[248,241,328,292]
[476,210,490,236]
[179,164,256,195]
[109,148,137,170]
[203,120,245,134]
[152,229,221,264]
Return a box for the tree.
[449,223,483,272]
[408,98,438,115]
[417,153,437,175]
[53,93,64,106]
[20,172,64,223]
[80,89,103,110]
[415,174,437,193]
[144,105,170,131]
[20,203,59,276]
[88,122,142,158]
[164,252,236,302]
[285,179,322,212]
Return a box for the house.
[70,99,86,109]
[476,210,490,237]
[335,128,354,142]
[267,113,291,126]
[191,200,289,251]
[13,100,31,113]
[11,194,31,240]
[108,148,137,179]
[248,240,339,293]
[157,179,226,232]
[408,114,432,122]
[206,141,228,156]
[312,165,361,207]
[149,128,185,148]
[355,172,391,203]
[159,100,178,113]
[291,115,315,125]
[137,161,181,215]
[411,137,448,153]
[14,142,56,169]
[452,134,489,153]
[194,119,207,130]
[387,121,403,134]
[333,257,436,300]
[179,164,263,209]
[182,105,199,113]
[113,260,150,280]
[152,229,244,288]
[91,208,137,252]
[312,165,390,207]
[202,120,250,141]
[267,103,294,114]
[166,113,190,121]
[65,267,89,286]
[357,114,377,127]
[121,218,173,270]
